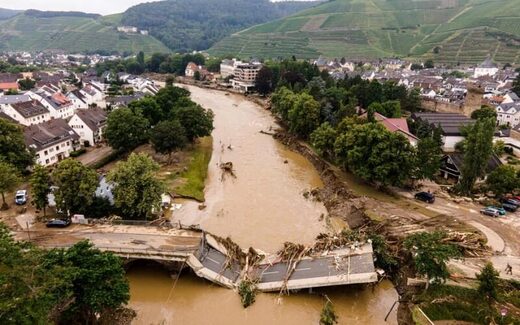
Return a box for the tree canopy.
[30,165,51,216]
[107,153,164,220]
[0,162,20,210]
[0,118,33,171]
[150,119,188,158]
[486,165,519,196]
[105,107,150,152]
[52,159,98,216]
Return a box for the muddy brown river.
[128,85,398,324]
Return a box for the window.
[45,159,49,164]
[44,150,48,155]
[56,146,59,151]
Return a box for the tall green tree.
[310,122,337,158]
[256,66,273,96]
[51,241,130,323]
[129,96,164,126]
[150,119,188,160]
[404,231,461,285]
[459,117,495,194]
[105,108,150,152]
[174,105,214,142]
[107,153,164,220]
[513,73,520,96]
[52,159,98,216]
[486,165,519,196]
[334,123,416,187]
[271,86,296,122]
[30,165,51,216]
[476,262,500,302]
[288,92,321,138]
[0,162,20,210]
[0,118,33,172]
[0,223,74,324]
[415,136,443,180]
[471,105,497,120]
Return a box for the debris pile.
[441,232,489,257]
[220,162,236,180]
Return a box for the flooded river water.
[128,85,398,324]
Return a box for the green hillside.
[209,0,520,64]
[0,11,170,54]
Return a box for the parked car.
[414,192,435,203]
[488,206,506,215]
[46,219,71,228]
[15,190,27,205]
[480,208,500,217]
[502,203,518,212]
[502,198,520,207]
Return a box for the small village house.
[68,108,107,146]
[24,119,80,166]
[0,100,51,126]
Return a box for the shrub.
[69,148,87,158]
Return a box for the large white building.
[473,57,498,78]
[24,119,80,166]
[1,100,51,126]
[497,102,520,128]
[68,108,107,146]
[230,63,262,92]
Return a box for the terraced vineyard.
[209,0,520,64]
[0,12,170,54]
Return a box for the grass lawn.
[161,137,213,202]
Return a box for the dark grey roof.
[412,112,475,136]
[508,92,520,101]
[70,89,86,102]
[75,108,107,132]
[445,152,502,174]
[0,111,17,123]
[498,102,520,113]
[11,100,49,118]
[24,118,79,151]
[0,94,31,105]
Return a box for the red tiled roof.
[0,82,19,90]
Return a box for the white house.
[24,119,80,166]
[80,83,104,106]
[497,102,520,128]
[473,57,498,78]
[67,89,88,109]
[503,92,520,104]
[1,100,51,126]
[68,108,107,146]
[37,92,75,119]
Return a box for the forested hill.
[210,0,520,64]
[121,0,320,52]
[0,8,21,20]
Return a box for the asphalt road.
[199,247,241,281]
[255,253,375,283]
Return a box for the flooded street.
[128,85,398,324]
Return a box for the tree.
[424,60,434,69]
[0,223,74,324]
[150,120,188,160]
[30,165,51,216]
[334,123,416,187]
[0,162,20,210]
[105,108,150,152]
[53,241,130,323]
[458,118,495,194]
[476,262,500,301]
[288,92,321,138]
[310,122,337,158]
[404,231,461,285]
[271,86,296,121]
[256,66,273,96]
[52,159,98,216]
[471,105,497,120]
[0,118,33,171]
[107,153,164,220]
[486,165,518,196]
[381,100,401,118]
[18,77,36,90]
[128,96,164,126]
[415,136,442,180]
[402,88,422,112]
[174,105,214,142]
[320,300,338,325]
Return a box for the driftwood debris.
[220,162,236,180]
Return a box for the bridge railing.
[39,244,198,255]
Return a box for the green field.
[209,0,520,64]
[0,13,170,54]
